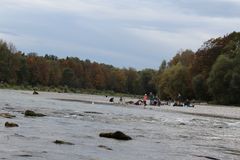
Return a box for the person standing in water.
[143,94,148,107]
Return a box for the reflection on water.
[0,89,240,160]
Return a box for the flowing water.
[0,89,240,160]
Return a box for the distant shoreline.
[51,95,240,121]
[0,84,141,99]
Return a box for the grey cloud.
[0,30,19,36]
[168,0,240,18]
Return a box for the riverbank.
[0,84,141,99]
[13,89,240,121]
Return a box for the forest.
[0,31,240,105]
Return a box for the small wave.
[226,121,240,128]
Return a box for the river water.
[0,89,240,160]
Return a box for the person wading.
[143,94,148,107]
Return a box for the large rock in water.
[24,110,46,117]
[99,131,132,140]
[5,122,19,127]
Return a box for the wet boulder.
[53,140,74,145]
[5,122,19,127]
[99,131,132,140]
[24,110,46,117]
[109,97,114,102]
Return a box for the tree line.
[0,31,240,105]
[0,40,156,95]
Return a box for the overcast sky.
[0,0,240,69]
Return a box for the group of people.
[108,92,161,107]
[143,92,161,106]
[108,92,193,107]
[123,92,162,107]
[124,92,161,107]
[172,93,194,107]
[142,92,194,107]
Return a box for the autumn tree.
[61,68,77,87]
[124,68,141,94]
[48,61,61,86]
[168,49,195,68]
[110,69,126,93]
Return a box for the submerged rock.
[5,122,19,127]
[194,155,220,160]
[98,145,113,150]
[15,154,33,157]
[99,131,132,140]
[24,110,46,117]
[53,140,74,145]
[84,111,103,114]
[179,122,186,125]
[0,113,16,118]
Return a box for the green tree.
[0,40,11,82]
[192,74,209,101]
[158,63,192,100]
[207,55,233,104]
[0,41,20,84]
[158,60,167,73]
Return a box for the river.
[0,89,240,160]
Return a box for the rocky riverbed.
[0,89,240,160]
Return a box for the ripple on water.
[226,121,240,128]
